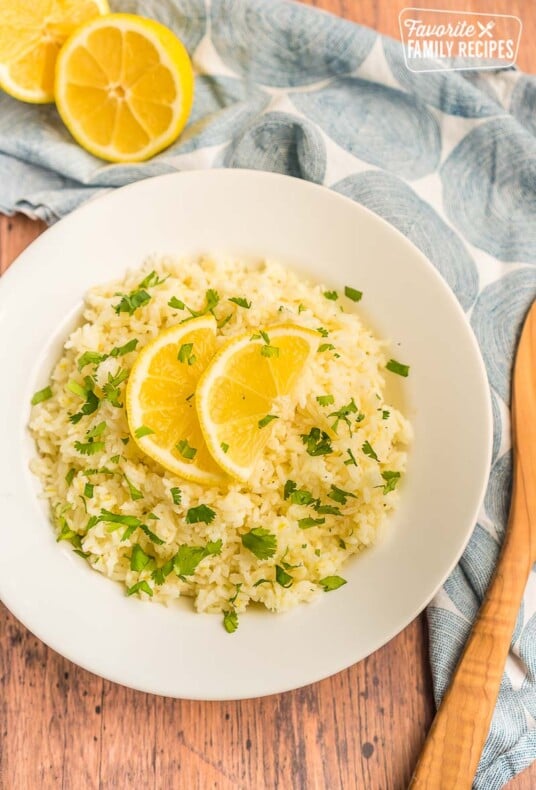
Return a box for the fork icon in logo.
[477,20,495,37]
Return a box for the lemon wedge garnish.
[196,325,318,482]
[126,316,225,486]
[0,0,108,103]
[54,13,194,162]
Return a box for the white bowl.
[0,170,491,699]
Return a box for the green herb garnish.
[174,540,221,578]
[78,351,107,370]
[124,475,143,501]
[228,296,251,309]
[176,439,197,460]
[151,558,175,585]
[74,438,105,456]
[135,425,154,438]
[362,441,379,461]
[138,271,168,289]
[300,427,333,456]
[344,448,358,466]
[298,517,325,529]
[323,291,338,301]
[113,289,151,315]
[260,345,279,358]
[178,342,196,365]
[258,414,278,429]
[381,470,401,494]
[289,487,315,505]
[319,575,347,592]
[102,368,128,407]
[168,296,185,310]
[386,359,410,377]
[344,286,362,302]
[318,343,335,353]
[139,524,164,545]
[223,610,238,633]
[316,327,329,337]
[221,442,229,453]
[65,468,76,486]
[329,397,358,433]
[314,504,342,516]
[83,483,94,498]
[275,565,293,588]
[130,543,151,571]
[316,394,334,406]
[170,487,182,505]
[126,580,153,597]
[241,528,277,560]
[187,288,220,318]
[185,504,216,525]
[31,385,53,405]
[284,480,297,500]
[382,410,390,420]
[328,485,357,505]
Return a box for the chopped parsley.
[176,439,197,460]
[344,448,358,467]
[168,296,185,310]
[134,425,154,438]
[178,342,196,365]
[74,421,106,456]
[223,610,238,633]
[130,543,151,571]
[329,397,358,433]
[221,442,229,454]
[362,441,379,461]
[185,504,216,525]
[344,286,362,302]
[65,468,76,486]
[323,291,338,301]
[328,485,357,505]
[241,528,277,560]
[319,575,347,592]
[284,480,297,500]
[275,565,293,588]
[187,288,220,318]
[228,296,251,309]
[78,351,107,370]
[113,288,151,315]
[31,385,53,406]
[316,327,329,337]
[381,470,401,494]
[151,558,175,585]
[298,517,325,529]
[102,368,128,407]
[314,504,342,516]
[127,580,153,597]
[110,338,138,358]
[68,376,100,424]
[289,488,315,505]
[258,414,278,429]
[318,343,335,353]
[300,427,333,456]
[139,524,164,545]
[124,475,143,501]
[316,394,334,406]
[386,359,410,377]
[174,540,222,578]
[138,271,168,289]
[83,483,94,498]
[170,487,182,505]
[98,510,141,529]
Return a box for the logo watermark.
[399,8,522,72]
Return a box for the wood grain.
[1,1,536,788]
[411,303,536,788]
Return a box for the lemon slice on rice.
[196,324,318,482]
[55,13,194,162]
[0,0,108,103]
[126,315,225,486]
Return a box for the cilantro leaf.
[300,427,333,456]
[289,487,315,505]
[328,485,357,505]
[318,343,335,353]
[386,359,410,377]
[328,398,358,433]
[228,296,251,309]
[139,524,165,545]
[275,565,293,588]
[298,517,325,529]
[103,368,128,407]
[344,448,358,466]
[113,289,151,315]
[151,558,175,585]
[135,425,154,438]
[124,475,143,501]
[170,487,182,505]
[110,339,138,358]
[98,510,141,529]
[187,289,220,318]
[316,327,329,337]
[65,468,76,486]
[241,528,277,560]
[178,342,195,365]
[74,439,104,456]
[362,441,379,462]
[130,543,151,571]
[185,504,216,525]
[314,504,342,516]
[174,544,212,577]
[258,414,278,429]
[319,575,347,592]
[221,442,229,453]
[323,291,338,301]
[127,580,153,597]
[176,439,197,460]
[138,270,168,289]
[223,610,238,633]
[83,483,94,498]
[168,296,185,310]
[316,394,334,406]
[31,385,53,405]
[78,351,107,371]
[260,345,279,358]
[382,410,390,420]
[344,286,362,302]
[381,470,401,494]
[284,480,297,500]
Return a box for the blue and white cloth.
[1,1,536,785]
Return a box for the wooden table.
[1,1,534,787]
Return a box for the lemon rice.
[29,256,411,630]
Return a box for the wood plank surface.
[1,1,535,787]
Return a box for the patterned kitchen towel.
[1,1,536,786]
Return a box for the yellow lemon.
[126,316,225,486]
[55,13,194,162]
[0,0,108,103]
[196,325,318,482]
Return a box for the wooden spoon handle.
[410,458,532,790]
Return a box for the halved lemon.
[0,0,108,103]
[196,324,318,482]
[55,13,194,162]
[126,316,225,485]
